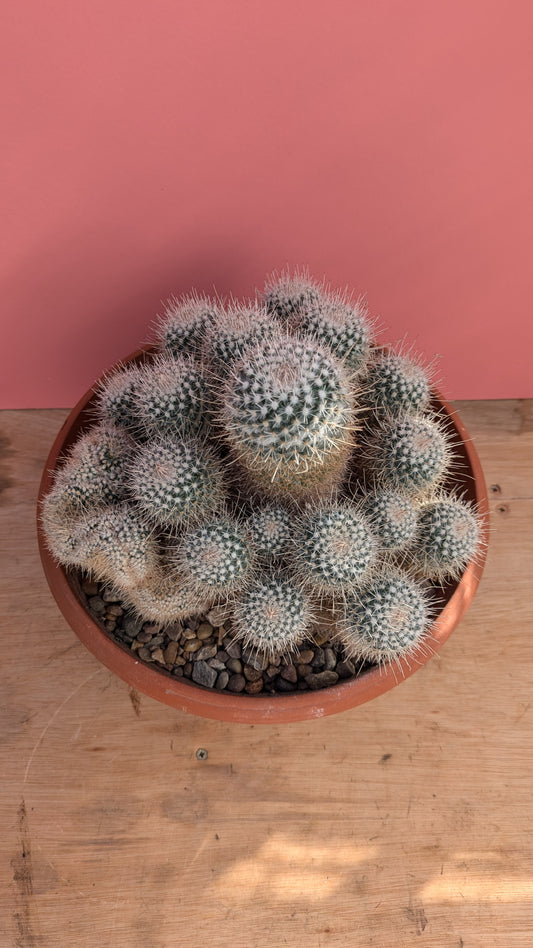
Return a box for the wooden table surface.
[1,402,532,948]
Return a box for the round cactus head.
[220,332,356,499]
[132,353,205,439]
[248,504,294,560]
[170,515,254,595]
[365,350,431,415]
[232,572,313,661]
[292,502,378,597]
[363,412,451,494]
[203,302,275,373]
[362,488,418,553]
[341,570,432,665]
[154,291,221,358]
[127,436,226,529]
[415,495,481,581]
[298,295,372,372]
[263,268,324,325]
[94,362,144,432]
[40,487,93,569]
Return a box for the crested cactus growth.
[120,569,215,626]
[363,412,451,495]
[232,572,313,660]
[127,436,226,529]
[154,291,221,358]
[362,488,418,553]
[203,303,275,373]
[365,350,431,415]
[292,502,378,597]
[52,423,134,514]
[341,570,432,665]
[41,267,483,694]
[132,353,205,439]
[77,504,159,588]
[298,296,372,372]
[170,515,254,596]
[220,332,356,499]
[414,495,481,581]
[263,268,324,325]
[248,504,294,560]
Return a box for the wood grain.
[1,403,532,948]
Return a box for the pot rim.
[37,347,489,723]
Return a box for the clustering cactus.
[364,349,432,415]
[414,495,481,582]
[292,502,378,598]
[170,515,255,596]
[220,332,356,499]
[154,291,221,359]
[341,571,432,665]
[127,436,225,529]
[41,267,483,679]
[232,572,313,660]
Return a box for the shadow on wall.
[3,224,257,406]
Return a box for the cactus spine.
[132,353,205,439]
[170,515,254,596]
[365,350,431,415]
[232,572,313,660]
[154,292,221,358]
[414,495,481,581]
[292,502,378,597]
[363,412,451,494]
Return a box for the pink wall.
[2,0,532,407]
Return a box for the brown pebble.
[243,664,263,682]
[196,644,217,661]
[225,639,242,659]
[165,624,183,642]
[206,605,233,627]
[82,579,99,596]
[313,628,331,646]
[227,674,246,693]
[104,620,116,633]
[266,664,280,678]
[306,670,339,690]
[336,659,356,679]
[296,649,314,665]
[323,648,337,671]
[164,642,179,664]
[245,678,263,694]
[174,655,186,666]
[106,604,124,617]
[280,664,297,683]
[182,628,197,640]
[137,630,153,644]
[173,666,184,677]
[151,648,165,664]
[297,663,313,678]
[183,662,192,676]
[197,623,213,641]
[138,647,152,662]
[227,658,243,675]
[184,639,201,653]
[143,622,161,636]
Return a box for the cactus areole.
[38,271,489,722]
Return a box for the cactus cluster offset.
[41,268,482,669]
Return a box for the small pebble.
[196,644,217,661]
[208,658,226,672]
[182,628,197,641]
[243,664,262,682]
[313,628,331,646]
[82,579,99,596]
[297,664,313,678]
[165,624,183,641]
[122,615,144,638]
[242,647,268,671]
[184,639,201,653]
[216,650,229,663]
[216,670,230,690]
[197,623,214,641]
[245,678,263,694]
[227,674,246,693]
[105,619,116,633]
[102,588,122,603]
[306,670,339,690]
[296,649,314,665]
[280,664,297,683]
[336,659,356,679]
[183,662,192,676]
[227,658,243,675]
[137,629,153,644]
[192,661,217,689]
[187,617,200,631]
[323,648,337,671]
[137,647,152,662]
[275,677,296,692]
[311,647,325,668]
[143,622,161,636]
[225,639,242,659]
[164,642,179,664]
[151,648,165,664]
[88,596,106,616]
[150,634,164,647]
[106,603,124,617]
[173,666,184,677]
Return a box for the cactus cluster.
[41,268,483,678]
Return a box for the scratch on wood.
[406,897,428,935]
[11,798,38,947]
[128,687,142,717]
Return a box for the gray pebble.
[216,670,230,690]
[306,670,339,690]
[242,646,268,671]
[208,659,226,671]
[165,624,183,641]
[227,674,246,693]
[216,650,229,663]
[192,661,218,689]
[225,639,242,659]
[88,596,106,616]
[323,648,337,671]
[275,677,296,692]
[137,629,153,644]
[150,634,164,647]
[311,647,325,668]
[336,659,356,679]
[143,622,162,636]
[227,658,243,675]
[196,644,217,661]
[102,588,122,603]
[122,615,144,638]
[137,647,152,662]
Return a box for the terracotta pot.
[37,347,489,723]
